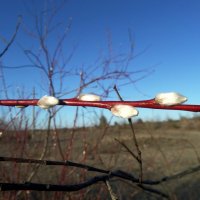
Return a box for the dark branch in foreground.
[0,177,169,199]
[1,156,200,185]
[1,156,200,199]
[0,176,107,192]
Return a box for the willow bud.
[155,92,187,106]
[37,95,59,109]
[111,104,139,119]
[78,94,101,101]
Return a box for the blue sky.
[0,0,200,124]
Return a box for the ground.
[0,117,200,199]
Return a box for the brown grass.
[1,117,200,199]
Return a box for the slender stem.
[113,85,143,183]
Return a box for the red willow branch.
[0,98,200,112]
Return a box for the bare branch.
[0,16,22,58]
[0,176,108,192]
[1,156,200,185]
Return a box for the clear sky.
[0,0,200,125]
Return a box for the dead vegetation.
[1,117,200,199]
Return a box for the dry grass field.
[1,116,200,199]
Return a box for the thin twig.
[16,111,52,197]
[138,184,169,199]
[113,85,143,183]
[114,138,139,162]
[128,118,143,183]
[0,16,22,58]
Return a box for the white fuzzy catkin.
[78,94,101,101]
[37,95,59,109]
[111,104,139,119]
[155,92,187,106]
